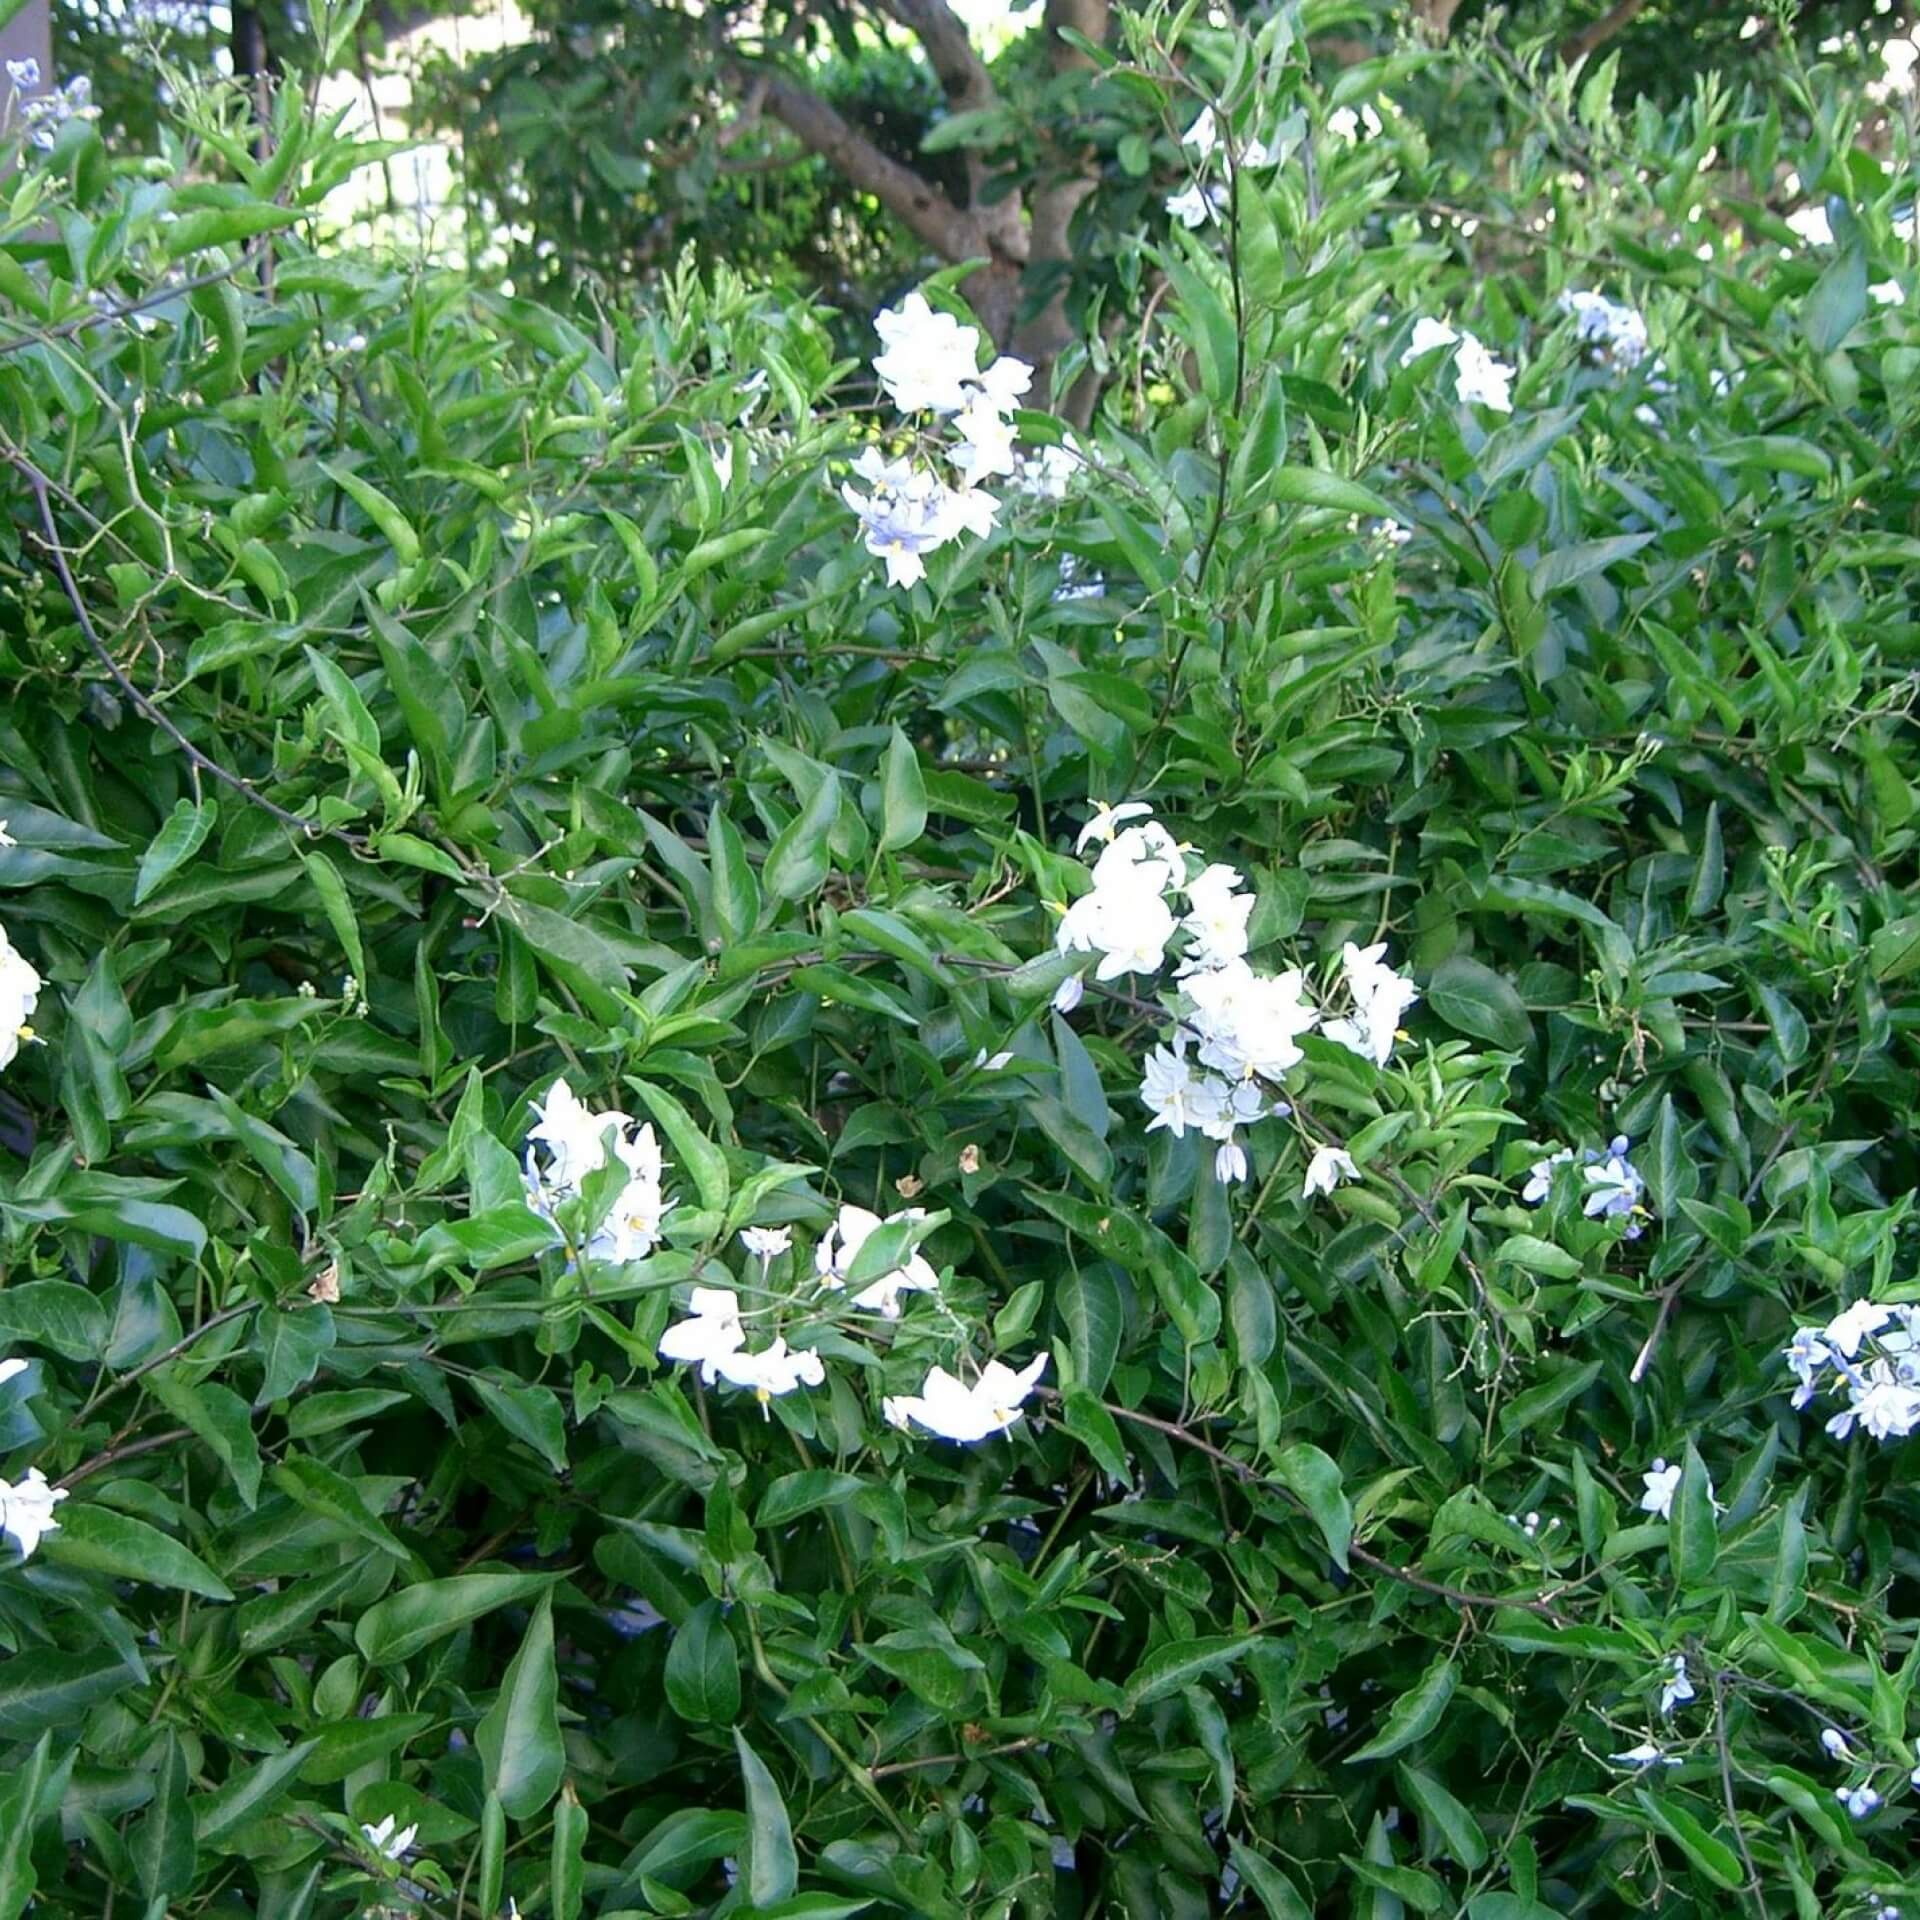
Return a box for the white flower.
[1639,1458,1682,1519]
[949,391,1020,485]
[1660,1653,1695,1716]
[1829,1361,1920,1443]
[1183,106,1219,159]
[1821,1728,1853,1761]
[1522,1148,1573,1204]
[1302,1144,1358,1199]
[527,1078,631,1192]
[1016,440,1085,499]
[1089,820,1183,889]
[1404,316,1515,412]
[362,1816,418,1862]
[1321,940,1418,1067]
[0,921,42,1073]
[740,1226,793,1266]
[1139,1041,1209,1139]
[884,1354,1048,1443]
[1180,864,1255,973]
[1582,1137,1646,1230]
[1051,975,1085,1014]
[1786,204,1834,247]
[1610,1742,1679,1769]
[15,72,93,150]
[1783,1326,1832,1409]
[1560,290,1651,370]
[973,1048,1014,1071]
[814,1202,941,1316]
[841,448,999,589]
[1057,870,1178,981]
[1326,104,1382,141]
[1183,960,1318,1082]
[1870,279,1906,306]
[1076,800,1153,853]
[1838,1783,1882,1819]
[708,1337,825,1404]
[1824,1300,1894,1359]
[872,292,983,415]
[657,1288,747,1373]
[0,1467,66,1558]
[1166,182,1225,229]
[6,57,41,90]
[1214,1139,1248,1184]
[0,821,13,847]
[0,1358,26,1387]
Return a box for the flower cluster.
[1522,1135,1649,1236]
[1051,801,1417,1184]
[1559,289,1651,370]
[523,1078,672,1263]
[640,1196,1048,1440]
[843,292,1030,587]
[1782,1300,1920,1442]
[4,59,96,152]
[0,918,41,1073]
[1404,316,1516,413]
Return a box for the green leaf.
[357,1571,565,1664]
[1227,1839,1313,1920]
[43,1503,233,1600]
[254,1305,337,1405]
[0,1732,54,1920]
[1125,1633,1266,1710]
[1062,1388,1131,1483]
[134,799,216,906]
[879,726,928,851]
[0,1282,111,1362]
[469,1375,570,1472]
[1529,532,1655,597]
[756,1471,868,1527]
[476,1590,564,1819]
[664,1599,742,1724]
[1669,1439,1719,1585]
[1265,464,1399,521]
[1056,1265,1123,1395]
[1426,954,1531,1049]
[319,461,420,564]
[551,1782,589,1920]
[1346,1657,1456,1763]
[1635,1789,1746,1889]
[146,1372,263,1508]
[1803,241,1868,353]
[733,1730,799,1905]
[1398,1763,1489,1870]
[630,1079,730,1213]
[763,770,842,902]
[1274,1442,1352,1572]
[270,1454,410,1563]
[191,1740,319,1845]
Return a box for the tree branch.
[1560,0,1649,62]
[875,0,995,113]
[747,65,986,262]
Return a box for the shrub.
[1,17,1919,1920]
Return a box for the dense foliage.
[4,9,1920,1920]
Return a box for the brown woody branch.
[1560,0,1650,62]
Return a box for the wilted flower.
[814,1202,941,1316]
[884,1354,1048,1442]
[1639,1458,1683,1519]
[0,1467,66,1558]
[1303,1144,1359,1199]
[1610,1742,1679,1769]
[362,1816,418,1862]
